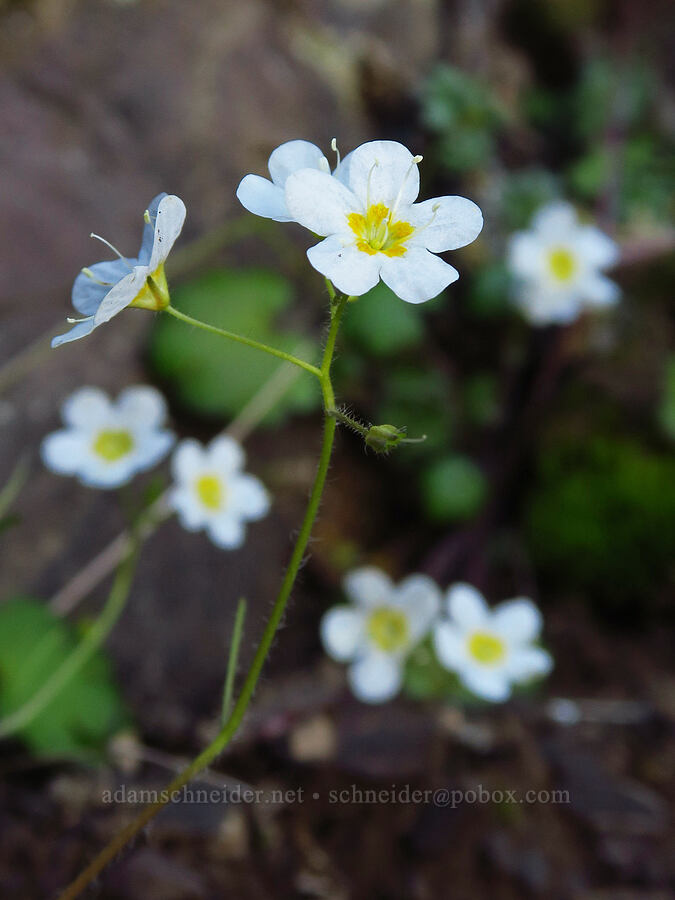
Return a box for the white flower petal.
[348,653,403,704]
[51,318,96,348]
[576,226,619,269]
[61,387,113,429]
[582,274,620,307]
[320,606,366,662]
[229,474,270,520]
[117,385,168,429]
[170,486,207,530]
[507,233,547,279]
[131,430,175,470]
[208,435,245,474]
[172,439,206,483]
[505,646,553,682]
[147,195,186,271]
[532,201,577,237]
[408,196,483,252]
[41,432,88,474]
[93,267,149,325]
[395,574,442,642]
[432,622,469,672]
[139,193,169,264]
[78,457,137,489]
[380,248,458,304]
[347,141,419,209]
[460,667,512,702]
[306,235,381,297]
[492,598,543,643]
[236,175,290,222]
[446,583,489,628]
[72,259,133,316]
[267,140,328,186]
[285,170,358,236]
[207,514,245,550]
[343,567,394,608]
[515,288,581,326]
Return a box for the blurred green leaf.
[658,356,675,441]
[464,374,501,427]
[0,598,128,757]
[343,283,425,357]
[149,269,320,424]
[421,455,487,522]
[403,641,467,701]
[467,263,512,317]
[422,65,504,172]
[377,368,454,458]
[527,436,675,618]
[501,169,560,230]
[567,149,611,200]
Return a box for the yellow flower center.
[348,203,414,258]
[367,607,410,653]
[468,631,505,666]
[130,265,171,311]
[92,429,134,462]
[548,247,576,282]
[196,474,224,511]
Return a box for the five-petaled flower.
[507,201,620,325]
[320,566,441,703]
[432,583,552,702]
[170,436,270,550]
[282,140,483,304]
[41,386,175,488]
[53,193,186,348]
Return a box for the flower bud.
[365,424,405,454]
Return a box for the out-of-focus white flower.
[236,140,334,222]
[170,436,270,549]
[41,386,175,488]
[53,193,186,347]
[283,139,483,303]
[433,583,553,702]
[320,566,441,703]
[507,201,620,325]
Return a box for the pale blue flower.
[53,193,186,348]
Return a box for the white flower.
[507,201,620,325]
[283,140,483,304]
[41,386,175,488]
[432,583,553,702]
[53,193,186,347]
[170,436,270,549]
[236,140,334,222]
[320,566,441,703]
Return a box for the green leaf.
[0,598,128,758]
[467,263,512,317]
[659,356,675,441]
[343,283,425,357]
[501,169,560,231]
[149,269,320,424]
[403,640,475,703]
[377,368,454,459]
[421,455,487,522]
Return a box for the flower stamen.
[90,233,134,271]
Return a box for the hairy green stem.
[221,598,247,724]
[57,295,348,900]
[0,549,138,740]
[165,305,321,379]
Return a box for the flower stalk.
[58,293,349,900]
